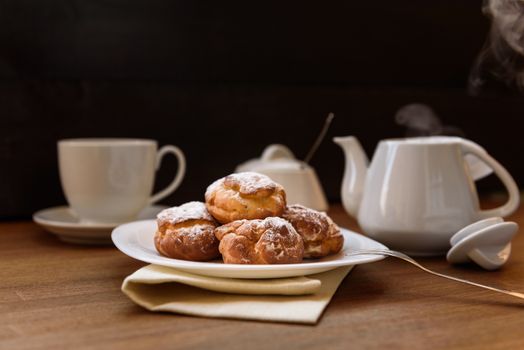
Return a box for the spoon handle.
[347,249,524,301]
[303,112,335,164]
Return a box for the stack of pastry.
[154,172,344,264]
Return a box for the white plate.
[33,205,168,245]
[111,220,388,279]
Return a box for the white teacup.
[58,138,186,224]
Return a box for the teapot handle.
[261,144,296,161]
[460,141,520,218]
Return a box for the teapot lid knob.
[261,144,296,161]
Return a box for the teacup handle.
[149,145,186,204]
[460,141,520,218]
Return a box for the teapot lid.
[236,144,308,173]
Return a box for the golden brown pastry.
[282,204,344,258]
[154,201,220,261]
[214,217,304,264]
[205,172,286,224]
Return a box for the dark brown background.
[1,0,523,219]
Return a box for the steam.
[469,0,524,94]
[395,103,464,137]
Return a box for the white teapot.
[236,144,329,211]
[333,136,520,256]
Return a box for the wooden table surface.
[2,204,524,350]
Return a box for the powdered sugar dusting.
[285,204,326,222]
[261,217,300,252]
[282,204,338,242]
[157,201,214,224]
[225,172,278,194]
[259,217,303,262]
[282,204,342,258]
[168,223,215,241]
[263,216,295,233]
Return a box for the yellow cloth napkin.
[122,264,353,324]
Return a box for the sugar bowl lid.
[236,144,307,173]
[447,217,519,270]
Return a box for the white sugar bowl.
[236,144,329,211]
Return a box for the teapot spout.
[333,136,369,218]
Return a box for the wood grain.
[2,204,524,349]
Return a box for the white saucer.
[447,217,519,270]
[33,205,168,245]
[112,221,388,279]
